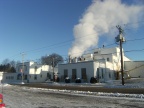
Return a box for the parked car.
[0,94,5,108]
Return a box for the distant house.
[2,61,57,83]
[58,47,131,83]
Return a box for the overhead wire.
[6,35,144,61]
[1,20,144,62]
[13,20,144,53]
[24,20,144,56]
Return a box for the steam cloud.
[68,0,144,58]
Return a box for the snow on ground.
[2,84,144,108]
[22,86,144,100]
[1,78,144,108]
[105,78,144,88]
[7,78,144,99]
[4,78,144,100]
[45,78,144,89]
[38,78,144,99]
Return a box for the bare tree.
[41,53,64,67]
[0,59,17,73]
[2,59,10,65]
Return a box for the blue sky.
[0,0,144,63]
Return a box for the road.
[2,85,144,108]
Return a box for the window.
[101,69,104,79]
[94,51,98,54]
[72,69,77,79]
[17,74,21,80]
[25,75,27,80]
[109,72,111,78]
[11,76,13,79]
[97,68,100,78]
[47,73,51,79]
[81,68,87,79]
[107,58,110,61]
[64,69,68,79]
[34,75,37,80]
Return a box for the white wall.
[58,61,95,82]
[0,72,3,81]
[16,62,31,74]
[105,62,115,80]
[93,60,106,82]
[26,63,54,83]
[93,47,121,56]
[2,72,17,83]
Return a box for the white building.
[58,47,131,83]
[2,47,143,84]
[124,61,144,78]
[2,61,58,83]
[59,59,115,83]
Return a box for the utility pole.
[52,57,55,82]
[21,53,26,83]
[115,25,125,85]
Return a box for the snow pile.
[21,86,144,100]
[105,78,144,88]
[47,82,106,87]
[1,83,11,87]
[105,83,144,88]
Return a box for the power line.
[124,20,144,26]
[126,37,144,42]
[5,36,144,61]
[19,32,99,55]
[22,23,144,56]
[27,36,144,56]
[5,35,144,61]
[125,49,144,53]
[67,36,144,57]
[2,20,144,61]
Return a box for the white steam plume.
[68,0,144,58]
